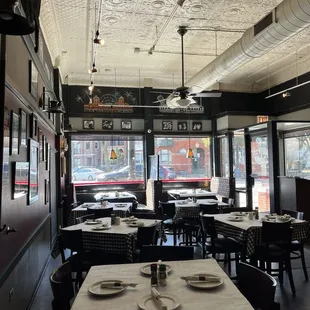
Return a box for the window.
[154,136,211,182]
[71,135,144,185]
[219,136,229,177]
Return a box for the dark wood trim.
[0,215,51,287]
[227,131,234,179]
[244,128,253,209]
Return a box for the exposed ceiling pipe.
[186,0,310,94]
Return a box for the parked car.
[96,165,143,182]
[72,168,104,181]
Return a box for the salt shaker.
[159,264,167,286]
[150,264,158,287]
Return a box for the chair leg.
[227,253,231,274]
[300,246,309,281]
[285,259,296,295]
[266,261,272,275]
[173,228,177,246]
[235,253,240,271]
[279,262,284,286]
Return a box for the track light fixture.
[94,30,104,45]
[282,91,291,98]
[89,63,98,74]
[88,81,94,91]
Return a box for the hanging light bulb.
[94,30,104,45]
[88,81,94,91]
[186,148,194,159]
[89,63,98,74]
[110,148,117,160]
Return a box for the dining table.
[69,202,132,225]
[168,188,217,200]
[212,213,310,256]
[169,199,229,219]
[70,258,254,310]
[52,218,161,262]
[94,191,137,202]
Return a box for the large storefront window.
[71,135,144,184]
[154,136,211,181]
[219,136,229,177]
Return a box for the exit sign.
[257,115,269,123]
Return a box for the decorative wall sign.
[12,162,29,199]
[28,139,39,205]
[257,115,269,123]
[30,113,38,139]
[177,121,188,131]
[19,109,27,146]
[121,120,132,130]
[29,60,38,99]
[102,120,113,130]
[192,121,202,131]
[83,120,94,129]
[3,107,10,185]
[162,121,173,131]
[10,111,20,155]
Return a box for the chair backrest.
[222,207,248,214]
[261,221,292,246]
[282,209,304,220]
[159,201,176,219]
[237,262,278,310]
[200,216,217,241]
[76,213,95,224]
[200,203,219,215]
[87,207,113,219]
[136,225,157,249]
[58,228,84,254]
[50,261,74,310]
[140,245,194,262]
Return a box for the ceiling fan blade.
[151,91,171,95]
[194,92,222,98]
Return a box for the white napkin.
[100,281,137,289]
[151,288,168,310]
[181,275,221,283]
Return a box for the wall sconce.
[40,90,66,114]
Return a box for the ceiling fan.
[152,26,221,109]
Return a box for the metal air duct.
[186,0,310,93]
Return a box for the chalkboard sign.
[121,120,132,130]
[162,121,173,131]
[102,120,113,130]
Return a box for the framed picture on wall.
[177,121,187,131]
[30,113,38,139]
[10,111,20,155]
[28,60,38,100]
[46,142,50,171]
[28,139,39,205]
[19,109,27,147]
[83,120,94,129]
[162,121,173,131]
[45,179,49,204]
[102,120,113,130]
[12,162,29,199]
[192,121,202,131]
[121,120,132,130]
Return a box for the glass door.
[250,135,270,212]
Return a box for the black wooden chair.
[76,213,95,224]
[135,224,158,261]
[281,209,308,281]
[158,201,186,246]
[237,262,280,310]
[140,245,194,262]
[252,221,296,295]
[87,207,113,219]
[50,261,74,310]
[200,216,243,273]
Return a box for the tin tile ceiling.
[40,0,310,92]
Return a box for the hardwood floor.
[29,236,310,310]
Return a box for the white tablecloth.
[69,203,132,225]
[168,189,217,198]
[71,259,253,310]
[94,191,136,201]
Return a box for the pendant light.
[110,69,117,160]
[186,113,194,159]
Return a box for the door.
[250,135,270,212]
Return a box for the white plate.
[186,273,223,289]
[88,280,127,297]
[127,223,144,227]
[92,225,111,230]
[115,204,127,207]
[122,217,138,222]
[231,212,247,216]
[138,293,181,310]
[85,220,102,225]
[227,216,244,222]
[140,263,172,276]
